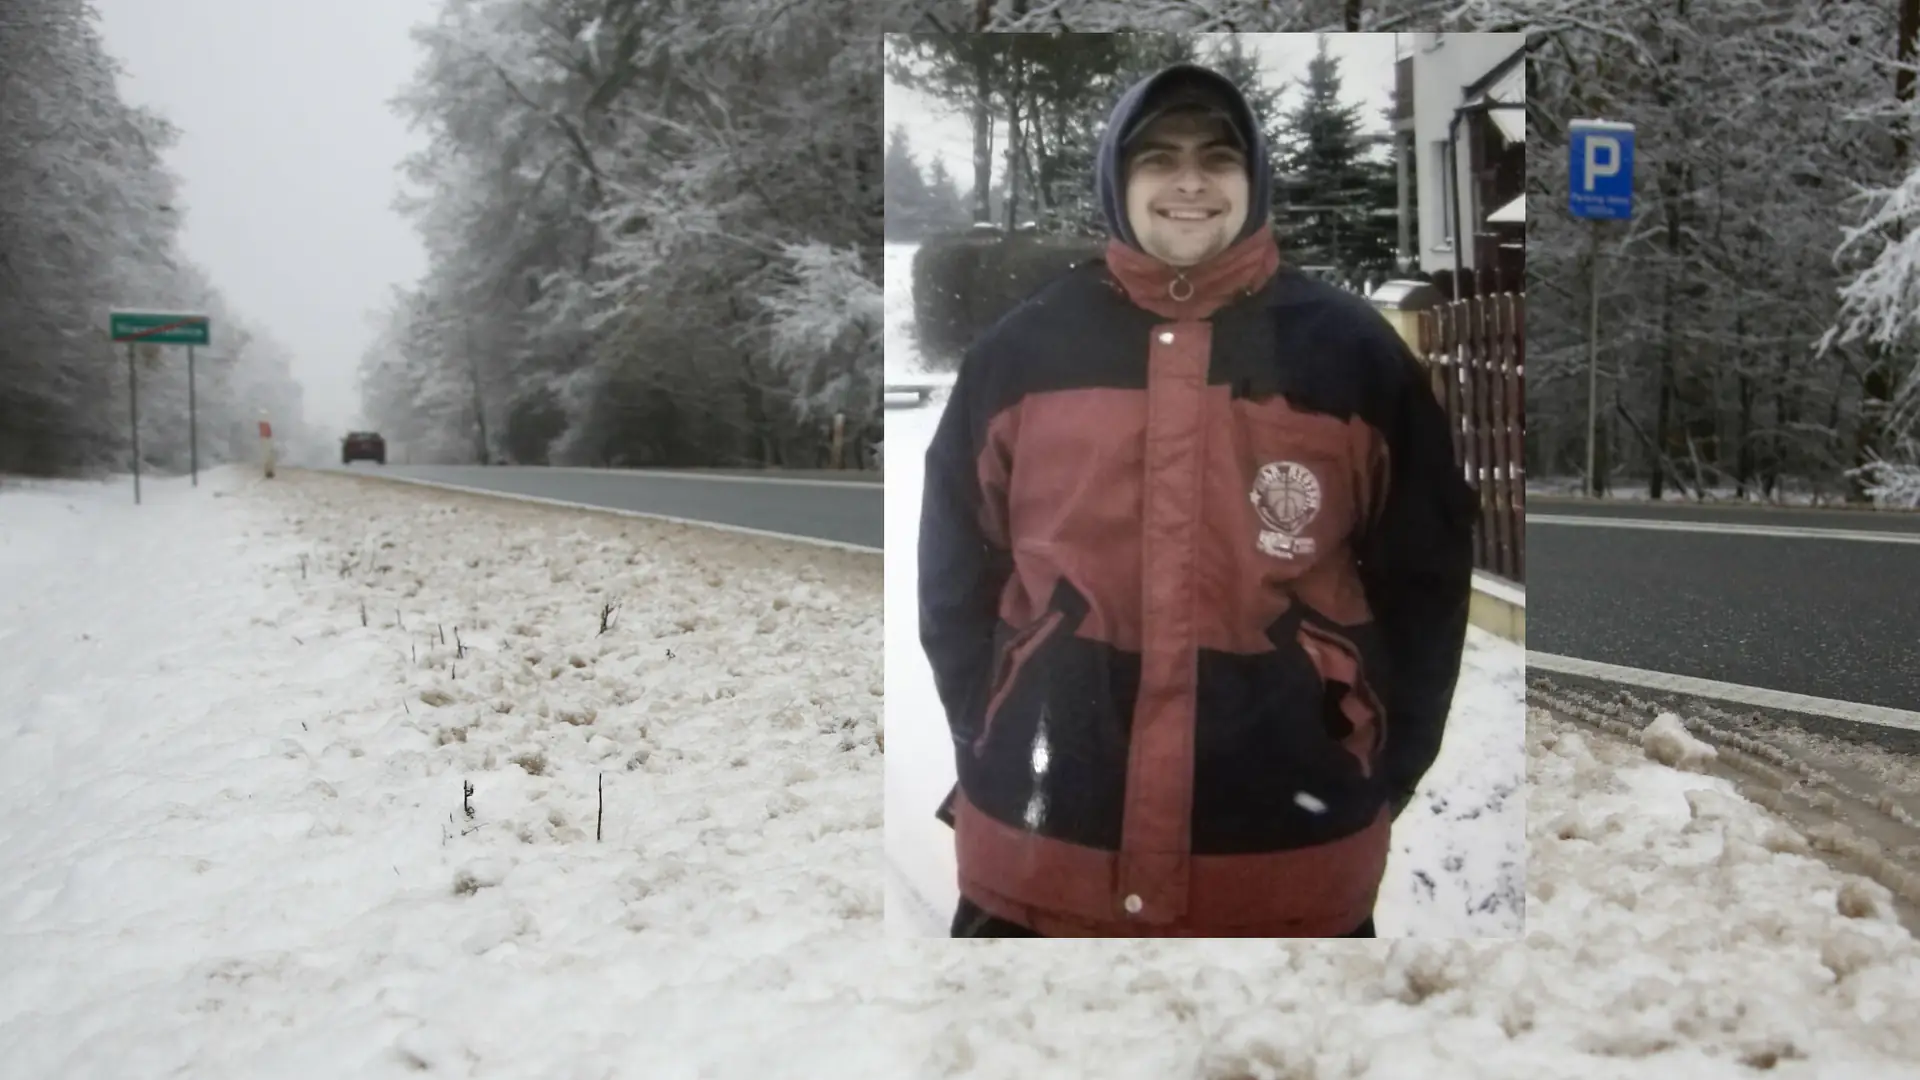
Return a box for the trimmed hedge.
[910,231,1104,370]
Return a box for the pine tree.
[923,158,969,235]
[1205,35,1286,162]
[884,125,933,240]
[1274,36,1396,275]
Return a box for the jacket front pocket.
[1294,623,1385,778]
[973,610,1066,758]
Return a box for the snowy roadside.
[4,467,1919,1076]
[0,467,887,1078]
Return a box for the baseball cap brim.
[1120,80,1248,152]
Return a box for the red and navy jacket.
[918,232,1476,937]
[915,65,1475,938]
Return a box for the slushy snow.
[1,466,1918,1076]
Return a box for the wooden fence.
[1417,294,1525,585]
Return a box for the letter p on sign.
[1583,137,1621,192]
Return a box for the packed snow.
[3,464,1918,1076]
[0,468,886,1078]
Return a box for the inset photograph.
[883,31,1526,938]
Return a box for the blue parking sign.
[1569,120,1635,220]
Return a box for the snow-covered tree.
[373,0,887,468]
[2,0,316,476]
[1273,35,1396,274]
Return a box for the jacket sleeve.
[1357,335,1478,818]
[917,353,1014,821]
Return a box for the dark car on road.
[342,431,386,466]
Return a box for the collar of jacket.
[1103,228,1282,321]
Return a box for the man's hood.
[1095,63,1272,254]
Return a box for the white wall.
[1407,33,1526,271]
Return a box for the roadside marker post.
[108,310,212,503]
[1568,121,1635,498]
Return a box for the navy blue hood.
[1095,63,1272,253]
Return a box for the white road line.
[341,472,882,555]
[497,467,879,491]
[1527,513,1920,545]
[1527,650,1920,735]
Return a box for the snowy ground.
[885,241,944,382]
[0,468,885,1078]
[4,467,1918,1077]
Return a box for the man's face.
[1123,108,1250,268]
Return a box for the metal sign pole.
[128,341,141,505]
[1585,223,1602,497]
[188,345,198,487]
[1569,119,1636,500]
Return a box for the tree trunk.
[1851,0,1919,500]
[465,331,490,464]
[1003,53,1025,231]
[1735,366,1755,498]
[971,47,995,224]
[1649,0,1687,500]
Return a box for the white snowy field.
[0,468,888,1078]
[4,467,1919,1077]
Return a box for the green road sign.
[109,310,211,346]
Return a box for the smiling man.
[918,63,1477,938]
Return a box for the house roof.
[1466,50,1527,145]
[1462,42,1528,101]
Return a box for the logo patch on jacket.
[1251,461,1321,559]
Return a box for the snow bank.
[1643,711,1719,772]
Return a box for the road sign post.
[188,347,198,486]
[126,343,140,505]
[1569,121,1635,498]
[109,310,212,503]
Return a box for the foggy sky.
[92,0,440,435]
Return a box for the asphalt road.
[1530,495,1920,533]
[326,464,882,550]
[1529,504,1920,712]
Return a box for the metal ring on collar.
[1168,277,1194,301]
